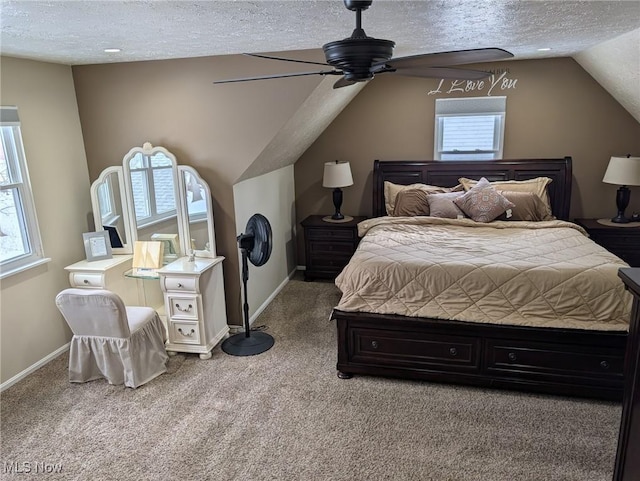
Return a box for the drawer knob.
[178,327,195,337]
[176,303,193,312]
[600,360,610,370]
[177,282,183,288]
[371,340,379,349]
[449,347,458,357]
[83,279,89,285]
[508,352,517,362]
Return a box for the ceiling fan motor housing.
[323,37,394,81]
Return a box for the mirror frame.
[90,166,133,254]
[177,165,217,258]
[122,142,184,254]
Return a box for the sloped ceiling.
[574,28,640,123]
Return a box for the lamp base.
[611,215,630,224]
[322,215,354,223]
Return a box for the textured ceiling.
[1,1,640,66]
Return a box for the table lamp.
[602,155,640,223]
[323,160,353,222]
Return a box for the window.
[0,106,48,278]
[434,96,506,160]
[128,151,176,227]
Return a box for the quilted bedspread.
[334,217,631,331]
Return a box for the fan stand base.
[221,331,275,356]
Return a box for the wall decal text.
[428,71,518,97]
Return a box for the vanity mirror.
[178,166,217,258]
[90,166,132,255]
[90,142,217,259]
[123,143,182,258]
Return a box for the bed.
[331,158,631,400]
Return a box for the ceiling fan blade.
[244,53,330,67]
[333,77,358,89]
[380,48,513,70]
[383,66,493,80]
[214,70,340,84]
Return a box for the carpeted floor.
[0,274,622,481]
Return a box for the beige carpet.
[1,274,622,481]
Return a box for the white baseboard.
[1,343,70,392]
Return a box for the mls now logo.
[3,461,63,474]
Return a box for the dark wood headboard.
[372,157,572,220]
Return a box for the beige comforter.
[334,217,631,331]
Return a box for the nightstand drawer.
[305,227,356,241]
[309,241,355,255]
[308,256,352,269]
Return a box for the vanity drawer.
[169,320,201,345]
[168,296,199,320]
[70,273,105,288]
[163,276,197,292]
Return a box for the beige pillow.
[458,177,553,214]
[454,178,515,223]
[384,181,451,215]
[497,191,555,221]
[393,189,430,216]
[426,192,466,219]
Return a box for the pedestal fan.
[221,213,275,356]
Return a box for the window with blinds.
[434,96,506,160]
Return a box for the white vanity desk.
[66,142,228,359]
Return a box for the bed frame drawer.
[350,328,481,372]
[485,339,624,380]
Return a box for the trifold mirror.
[90,142,216,259]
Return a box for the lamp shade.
[602,156,640,186]
[323,161,353,188]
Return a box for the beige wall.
[0,56,90,384]
[294,57,640,263]
[72,53,324,324]
[233,166,297,322]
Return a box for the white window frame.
[434,96,506,161]
[0,106,49,279]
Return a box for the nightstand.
[301,215,366,281]
[575,218,640,267]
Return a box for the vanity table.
[65,142,228,359]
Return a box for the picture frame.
[83,231,113,261]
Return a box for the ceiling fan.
[214,0,514,89]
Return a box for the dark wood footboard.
[333,309,626,400]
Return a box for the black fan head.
[243,213,272,267]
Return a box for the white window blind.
[0,106,49,278]
[434,96,506,160]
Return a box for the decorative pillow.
[458,176,553,214]
[426,192,466,219]
[453,177,515,223]
[384,181,451,215]
[393,189,430,216]
[497,191,555,221]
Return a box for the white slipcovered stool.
[55,288,168,388]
